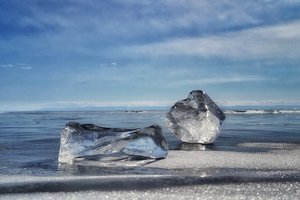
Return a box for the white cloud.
[14,0,265,45]
[131,20,300,60]
[1,64,14,68]
[218,99,300,107]
[44,100,172,108]
[19,66,32,70]
[0,100,173,112]
[1,64,32,70]
[167,75,269,87]
[2,0,299,64]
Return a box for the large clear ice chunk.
[166,90,225,144]
[58,122,168,164]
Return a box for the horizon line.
[1,100,300,112]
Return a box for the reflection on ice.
[177,143,212,151]
[58,122,168,165]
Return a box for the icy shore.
[1,145,299,199]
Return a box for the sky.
[1,0,300,111]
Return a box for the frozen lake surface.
[0,110,299,199]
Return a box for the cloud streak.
[131,20,300,60]
[0,63,32,70]
[166,75,270,87]
[1,64,14,68]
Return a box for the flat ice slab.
[58,122,168,164]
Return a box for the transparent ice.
[58,122,168,165]
[166,90,225,144]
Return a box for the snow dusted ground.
[1,145,299,200]
[1,180,299,200]
[149,143,300,170]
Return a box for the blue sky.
[1,0,300,111]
